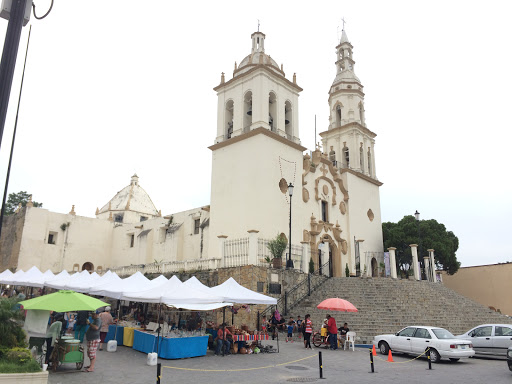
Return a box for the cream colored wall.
[343,172,384,273]
[209,132,304,259]
[441,264,512,316]
[17,207,113,273]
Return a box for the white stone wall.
[209,132,304,259]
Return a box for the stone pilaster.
[388,247,397,279]
[423,256,430,282]
[247,230,259,266]
[409,244,420,281]
[301,241,310,274]
[218,235,228,267]
[428,249,436,282]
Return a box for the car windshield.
[432,328,455,339]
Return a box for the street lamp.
[286,183,294,269]
[414,210,423,279]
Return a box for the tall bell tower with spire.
[319,28,384,268]
[321,28,377,179]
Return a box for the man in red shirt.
[326,315,338,350]
[215,323,232,355]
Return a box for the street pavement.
[48,337,512,384]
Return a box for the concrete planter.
[0,371,48,384]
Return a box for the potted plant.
[266,234,288,269]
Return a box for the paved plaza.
[47,338,511,384]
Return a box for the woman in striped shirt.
[304,314,313,349]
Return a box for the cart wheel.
[76,361,83,370]
[313,333,322,348]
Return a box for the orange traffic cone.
[372,345,377,356]
[387,350,394,362]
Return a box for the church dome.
[233,31,285,78]
[98,175,158,219]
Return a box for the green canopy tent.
[19,290,109,312]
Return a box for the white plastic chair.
[344,331,356,351]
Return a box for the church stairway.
[289,277,510,344]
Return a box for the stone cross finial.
[69,205,76,215]
[221,72,225,83]
[293,73,297,84]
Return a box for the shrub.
[345,263,350,277]
[309,257,315,273]
[0,358,41,373]
[6,347,32,364]
[0,297,27,349]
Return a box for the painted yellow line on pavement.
[163,354,317,372]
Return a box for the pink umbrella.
[317,298,358,312]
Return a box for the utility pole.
[0,0,28,151]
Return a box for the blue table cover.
[105,325,124,345]
[133,330,208,359]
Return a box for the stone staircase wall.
[290,277,510,344]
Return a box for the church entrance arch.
[315,234,340,277]
[371,257,378,277]
[82,262,94,272]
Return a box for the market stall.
[132,330,209,359]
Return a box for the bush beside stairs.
[290,277,510,344]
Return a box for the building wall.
[441,264,512,316]
[0,208,26,271]
[209,130,304,259]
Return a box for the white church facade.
[0,29,383,278]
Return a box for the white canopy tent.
[67,270,121,293]
[17,267,55,288]
[122,275,230,306]
[182,276,212,293]
[209,277,277,305]
[89,271,156,299]
[45,270,96,290]
[0,269,14,284]
[1,269,24,285]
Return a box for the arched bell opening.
[269,92,277,132]
[225,100,234,139]
[243,91,252,133]
[284,101,292,139]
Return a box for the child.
[321,319,328,343]
[286,320,294,342]
[296,316,303,339]
[261,315,268,333]
[67,314,76,335]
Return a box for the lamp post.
[414,210,423,279]
[286,183,294,269]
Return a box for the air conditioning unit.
[0,0,32,26]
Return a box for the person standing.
[45,315,62,364]
[326,314,337,350]
[304,314,313,349]
[296,316,303,340]
[98,306,114,351]
[84,312,102,372]
[75,310,89,343]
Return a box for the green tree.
[4,191,42,215]
[266,233,288,259]
[0,297,26,350]
[382,215,460,276]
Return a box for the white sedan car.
[455,324,512,357]
[374,326,475,363]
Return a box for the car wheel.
[379,341,389,355]
[429,348,440,363]
[449,358,460,362]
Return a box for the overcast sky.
[0,0,510,267]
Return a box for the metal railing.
[262,259,332,318]
[223,238,250,267]
[108,258,221,276]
